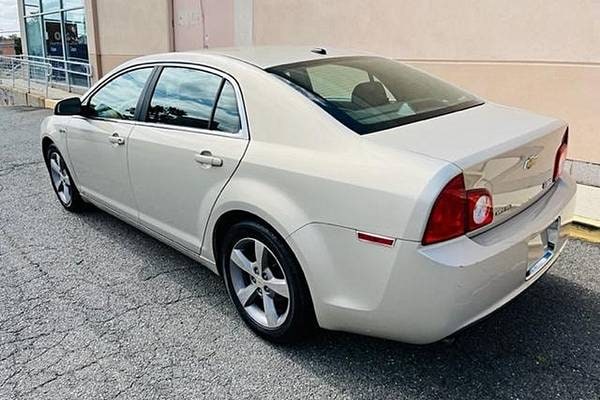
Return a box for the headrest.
[351,81,389,107]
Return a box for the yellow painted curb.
[45,98,59,110]
[565,222,600,244]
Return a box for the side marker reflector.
[357,231,395,247]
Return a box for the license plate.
[526,217,560,280]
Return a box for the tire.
[45,144,84,212]
[220,220,316,343]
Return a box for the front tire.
[220,220,316,343]
[45,144,84,212]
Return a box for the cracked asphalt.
[0,106,599,399]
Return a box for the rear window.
[268,57,483,134]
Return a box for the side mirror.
[54,97,82,116]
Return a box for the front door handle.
[194,152,223,167]
[109,133,125,146]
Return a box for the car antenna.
[311,47,327,55]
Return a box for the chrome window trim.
[134,120,245,140]
[81,62,250,140]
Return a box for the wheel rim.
[229,238,290,329]
[49,151,72,206]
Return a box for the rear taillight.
[422,174,494,245]
[422,175,467,245]
[553,130,569,181]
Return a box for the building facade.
[0,38,17,56]
[16,0,600,169]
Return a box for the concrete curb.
[1,84,71,110]
[0,85,46,108]
[574,184,600,230]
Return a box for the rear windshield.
[268,57,483,135]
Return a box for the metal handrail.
[15,55,93,91]
[0,55,52,97]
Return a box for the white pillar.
[234,0,253,46]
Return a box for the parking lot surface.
[0,106,599,399]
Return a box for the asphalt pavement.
[0,106,599,399]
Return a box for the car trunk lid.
[364,102,568,229]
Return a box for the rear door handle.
[109,133,125,145]
[194,152,223,167]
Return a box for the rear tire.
[45,144,84,212]
[220,220,316,343]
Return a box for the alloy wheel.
[49,151,72,206]
[228,238,291,329]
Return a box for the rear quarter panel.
[201,66,458,262]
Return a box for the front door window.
[87,68,153,120]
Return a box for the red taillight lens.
[466,189,493,231]
[553,131,568,181]
[422,174,494,245]
[422,174,467,245]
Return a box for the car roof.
[134,46,373,70]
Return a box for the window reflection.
[64,9,87,62]
[24,0,40,14]
[147,68,222,130]
[62,0,84,8]
[87,68,152,120]
[40,0,60,12]
[24,1,40,16]
[212,82,241,133]
[25,16,44,57]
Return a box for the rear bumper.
[287,174,577,344]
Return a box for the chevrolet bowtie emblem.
[524,155,539,170]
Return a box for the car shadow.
[275,274,600,399]
[77,206,600,399]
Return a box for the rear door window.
[146,67,222,130]
[211,81,242,133]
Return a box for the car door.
[66,67,154,219]
[128,66,249,252]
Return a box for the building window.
[25,16,44,57]
[64,9,87,62]
[44,12,63,58]
[24,0,40,16]
[62,0,83,8]
[40,0,60,12]
[20,0,90,89]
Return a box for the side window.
[87,68,152,120]
[146,67,222,129]
[211,81,241,133]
